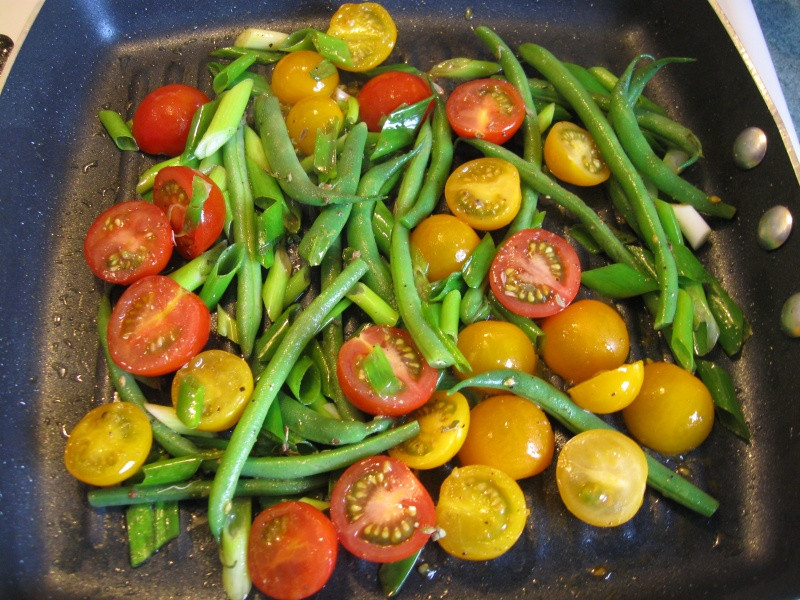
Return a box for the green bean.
[449,370,719,517]
[668,288,696,372]
[236,421,420,479]
[210,45,283,65]
[390,224,457,368]
[654,198,685,248]
[588,64,668,116]
[279,394,394,445]
[464,138,640,272]
[346,281,400,326]
[208,258,368,539]
[196,79,254,159]
[167,242,227,292]
[428,57,502,80]
[609,56,735,219]
[99,110,138,151]
[141,456,204,487]
[487,293,543,343]
[459,284,491,325]
[393,118,433,220]
[298,122,368,266]
[349,148,421,307]
[282,264,311,308]
[461,233,496,289]
[696,360,750,441]
[581,263,658,298]
[136,155,183,195]
[223,122,263,358]
[398,98,454,228]
[372,199,394,257]
[89,475,328,508]
[254,94,376,206]
[519,43,678,329]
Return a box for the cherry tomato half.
[436,464,529,561]
[388,390,471,470]
[326,2,397,73]
[458,394,554,480]
[357,70,432,132]
[409,213,480,282]
[622,361,715,455]
[556,429,648,527]
[171,350,254,432]
[540,299,630,384]
[330,455,436,563]
[107,275,210,377]
[153,166,226,259]
[544,121,611,186]
[83,200,174,285]
[444,157,522,231]
[337,326,438,416]
[271,50,339,105]
[489,228,581,319]
[248,500,339,600]
[64,402,153,487]
[445,78,525,145]
[131,83,210,156]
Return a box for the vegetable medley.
[73,2,753,598]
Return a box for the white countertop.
[1,0,798,162]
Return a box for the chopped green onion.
[195,78,254,159]
[213,53,258,94]
[234,28,289,50]
[176,373,205,429]
[362,344,403,397]
[98,110,139,151]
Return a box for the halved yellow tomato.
[567,360,644,414]
[436,464,528,560]
[286,95,344,156]
[388,390,470,470]
[544,121,610,186]
[270,50,339,105]
[326,2,397,72]
[444,157,522,231]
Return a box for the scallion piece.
[363,345,402,397]
[195,78,254,159]
[176,373,205,429]
[99,110,138,151]
[346,282,399,327]
[212,53,258,94]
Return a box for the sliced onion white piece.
[672,203,711,249]
[144,402,215,437]
[234,28,289,50]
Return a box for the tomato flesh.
[337,326,437,416]
[444,157,522,231]
[83,200,174,285]
[445,78,525,145]
[132,83,209,156]
[330,455,436,563]
[248,500,338,600]
[64,402,153,487]
[153,166,226,259]
[326,2,397,73]
[489,228,581,319]
[357,70,432,132]
[107,275,210,377]
[544,121,611,186]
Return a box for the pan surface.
[1,1,800,598]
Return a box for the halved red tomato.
[330,455,436,563]
[153,165,226,259]
[131,83,210,156]
[489,228,581,319]
[445,78,525,144]
[336,326,438,416]
[107,275,210,376]
[357,70,433,132]
[248,500,339,600]
[83,200,174,285]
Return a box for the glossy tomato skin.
[445,78,525,144]
[83,200,174,285]
[540,299,630,384]
[330,455,436,563]
[622,361,715,454]
[248,500,338,600]
[107,275,210,377]
[458,394,554,480]
[337,326,438,416]
[64,402,152,487]
[489,228,581,319]
[271,50,339,105]
[409,214,481,282]
[357,71,432,132]
[153,166,226,259]
[285,95,344,156]
[132,83,209,156]
[456,320,537,386]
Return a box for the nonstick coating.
[1,1,799,598]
